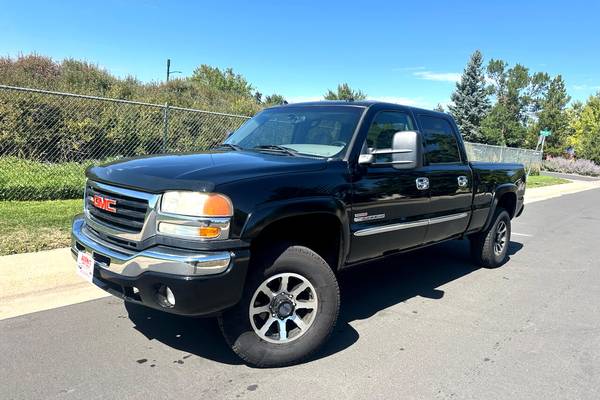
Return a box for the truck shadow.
[316,239,522,361]
[126,239,523,366]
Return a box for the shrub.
[542,156,600,177]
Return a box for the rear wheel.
[218,245,340,367]
[470,208,511,268]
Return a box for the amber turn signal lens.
[201,194,233,217]
[198,226,221,238]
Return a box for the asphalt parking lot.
[1,188,599,400]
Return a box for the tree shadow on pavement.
[126,239,523,366]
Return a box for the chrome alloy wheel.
[249,272,318,344]
[494,220,508,255]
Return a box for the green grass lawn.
[527,175,570,188]
[0,199,83,256]
[0,157,88,201]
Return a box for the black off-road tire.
[470,208,511,268]
[218,245,340,368]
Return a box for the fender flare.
[241,197,350,267]
[482,183,518,231]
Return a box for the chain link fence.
[464,142,542,174]
[0,84,544,201]
[0,85,249,200]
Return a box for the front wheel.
[218,245,340,367]
[470,208,511,268]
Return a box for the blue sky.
[2,0,599,108]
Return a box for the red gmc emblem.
[93,195,117,213]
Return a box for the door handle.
[416,177,429,190]
[457,176,469,187]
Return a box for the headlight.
[160,191,233,217]
[158,192,233,240]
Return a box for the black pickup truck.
[72,101,526,367]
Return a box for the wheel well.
[497,191,517,218]
[249,214,343,271]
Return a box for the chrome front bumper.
[71,215,232,278]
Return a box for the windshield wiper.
[253,145,298,156]
[215,143,243,151]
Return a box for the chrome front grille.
[86,183,148,233]
[84,181,159,243]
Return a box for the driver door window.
[366,111,415,150]
[364,111,415,162]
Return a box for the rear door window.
[417,115,461,164]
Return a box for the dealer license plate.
[76,251,94,283]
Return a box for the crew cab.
[72,101,526,367]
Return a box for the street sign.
[540,130,552,137]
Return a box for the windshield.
[224,105,365,158]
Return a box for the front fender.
[241,196,350,260]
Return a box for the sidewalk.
[524,178,600,204]
[2,179,600,321]
[0,247,108,320]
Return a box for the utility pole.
[166,59,182,82]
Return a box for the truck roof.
[276,100,446,116]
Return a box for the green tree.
[528,75,571,155]
[571,94,600,163]
[324,83,366,100]
[481,61,533,147]
[448,50,490,142]
[480,103,519,145]
[565,101,584,150]
[434,103,445,112]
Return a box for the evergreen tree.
[434,103,445,112]
[324,83,367,100]
[448,50,490,142]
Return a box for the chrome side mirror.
[358,153,374,164]
[389,130,419,169]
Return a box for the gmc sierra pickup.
[72,101,526,367]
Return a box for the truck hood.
[87,150,328,193]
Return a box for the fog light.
[156,284,176,308]
[166,286,175,306]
